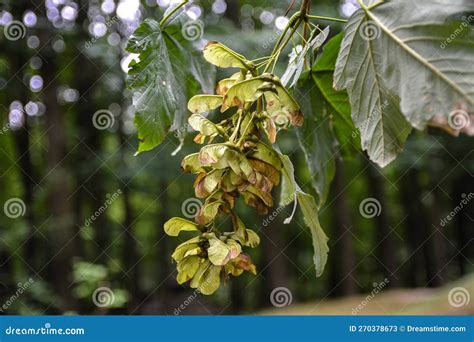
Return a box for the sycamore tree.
[126,0,473,294]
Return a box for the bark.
[399,168,440,287]
[329,160,356,296]
[6,4,38,273]
[154,178,172,313]
[452,174,474,276]
[366,162,400,287]
[426,187,448,285]
[119,130,140,312]
[74,0,108,261]
[260,215,289,307]
[230,278,244,314]
[35,1,78,310]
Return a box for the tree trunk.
[426,187,448,285]
[260,217,290,307]
[73,0,110,262]
[366,162,400,287]
[329,160,356,296]
[36,1,78,310]
[119,129,140,312]
[452,174,473,276]
[399,168,439,287]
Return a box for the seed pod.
[176,255,201,284]
[171,236,202,262]
[242,191,269,215]
[167,45,302,295]
[231,253,257,275]
[182,153,206,174]
[249,158,281,186]
[195,200,225,225]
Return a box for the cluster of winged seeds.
[164,42,303,295]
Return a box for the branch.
[307,15,347,23]
[300,0,312,41]
[300,0,312,16]
[160,1,189,27]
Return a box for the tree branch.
[300,0,312,16]
[300,0,312,41]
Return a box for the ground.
[260,274,474,315]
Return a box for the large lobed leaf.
[312,33,361,157]
[335,0,474,167]
[294,73,336,207]
[126,19,214,154]
[126,19,177,153]
[294,34,363,207]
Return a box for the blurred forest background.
[0,0,473,315]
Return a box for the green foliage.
[279,154,329,275]
[282,26,330,88]
[312,33,360,157]
[297,192,329,277]
[126,19,214,154]
[127,0,473,295]
[334,0,474,166]
[2,0,471,315]
[294,73,337,207]
[73,261,128,308]
[293,33,361,206]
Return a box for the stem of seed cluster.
[160,0,189,27]
[306,15,347,23]
[264,17,302,73]
[237,112,256,146]
[229,111,243,143]
[262,10,303,73]
[300,0,312,15]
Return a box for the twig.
[307,15,347,23]
[160,1,189,27]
